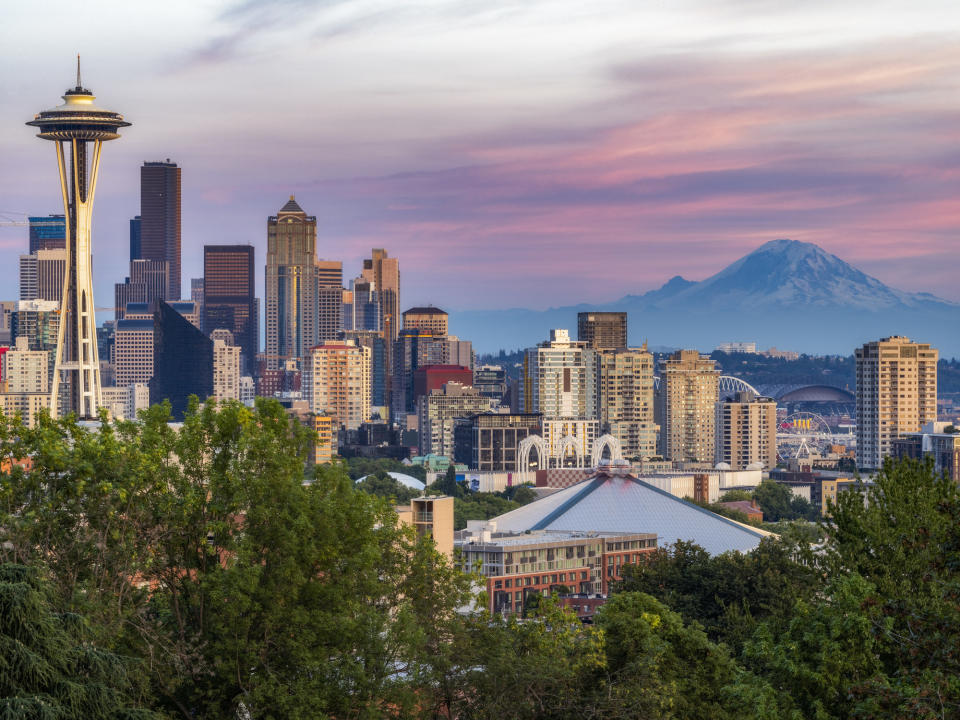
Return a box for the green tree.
[431,463,465,498]
[355,469,421,503]
[0,563,156,719]
[594,592,787,720]
[752,479,817,521]
[719,489,753,502]
[452,598,604,720]
[617,538,821,653]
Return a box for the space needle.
[26,59,130,419]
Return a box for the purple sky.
[2,0,960,313]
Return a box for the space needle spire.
[27,63,131,419]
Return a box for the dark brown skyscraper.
[204,245,258,376]
[140,160,181,300]
[577,311,627,350]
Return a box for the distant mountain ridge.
[450,239,960,356]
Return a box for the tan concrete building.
[114,318,155,387]
[402,306,449,336]
[0,392,50,427]
[656,350,719,463]
[302,340,372,430]
[1,337,49,394]
[310,414,338,465]
[715,391,777,470]
[417,382,491,457]
[213,339,242,402]
[396,495,454,560]
[596,346,657,460]
[856,336,938,469]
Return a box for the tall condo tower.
[26,61,130,418]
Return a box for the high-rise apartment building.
[316,260,344,343]
[656,350,719,464]
[28,215,66,253]
[521,329,594,420]
[417,382,491,457]
[302,340,372,430]
[855,336,938,470]
[403,307,448,335]
[140,161,181,300]
[265,197,317,370]
[473,365,508,404]
[19,249,65,302]
[578,312,627,350]
[212,339,242,402]
[114,318,155,387]
[11,299,59,384]
[715,391,777,470]
[341,330,387,408]
[596,347,657,460]
[1,337,49,394]
[203,245,258,375]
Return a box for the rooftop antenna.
[76,54,82,89]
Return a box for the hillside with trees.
[1,400,958,718]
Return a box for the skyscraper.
[140,160,181,300]
[855,336,938,470]
[715,392,777,470]
[204,245,258,375]
[595,346,657,460]
[28,215,66,253]
[521,329,594,420]
[265,197,317,370]
[578,312,627,350]
[656,350,719,464]
[362,249,399,400]
[19,249,66,302]
[150,301,213,420]
[27,63,130,418]
[114,259,168,320]
[302,340,372,430]
[315,259,344,342]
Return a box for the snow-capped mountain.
[624,239,955,312]
[450,239,959,356]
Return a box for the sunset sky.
[2,0,959,312]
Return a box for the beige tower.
[596,346,657,460]
[265,197,317,370]
[856,336,938,469]
[302,340,372,430]
[715,392,777,470]
[656,350,719,464]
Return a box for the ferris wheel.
[777,411,832,462]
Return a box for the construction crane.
[0,212,63,228]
